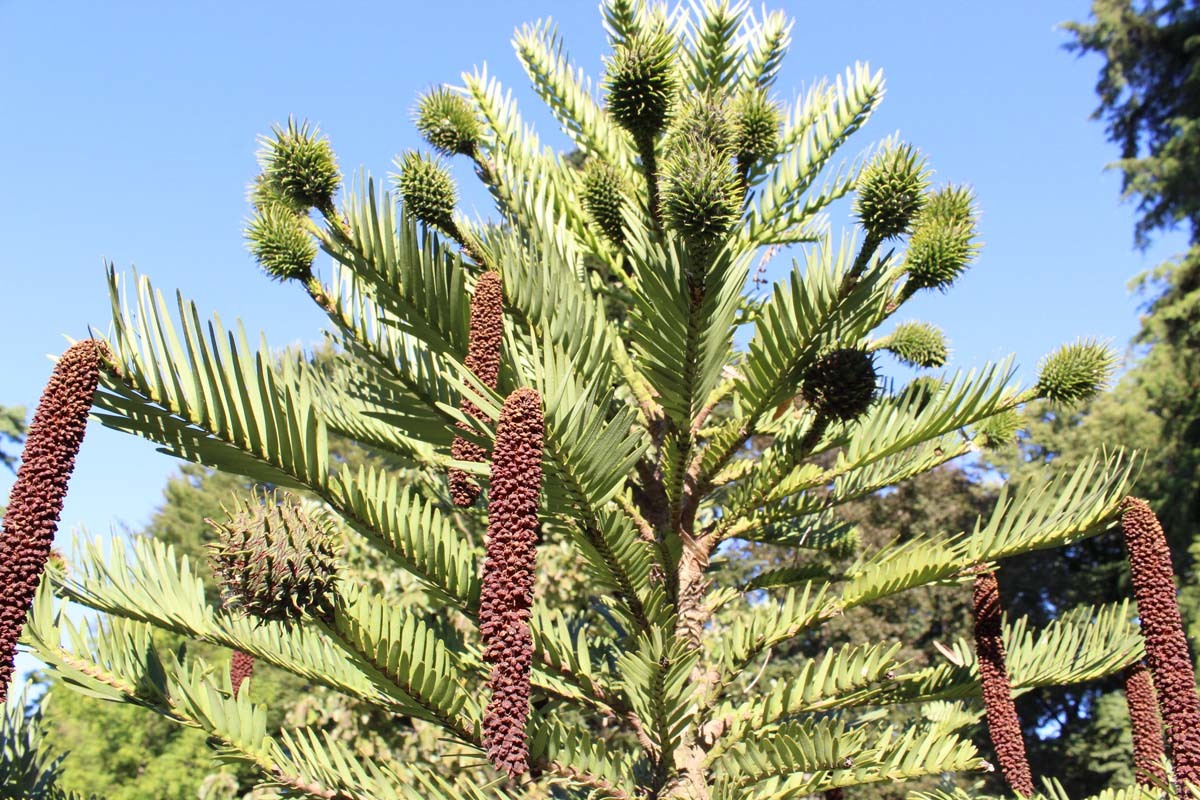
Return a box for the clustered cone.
[974,408,1022,450]
[660,135,741,254]
[415,86,481,157]
[0,340,107,703]
[732,88,782,170]
[904,185,979,292]
[450,271,504,507]
[604,28,677,139]
[245,201,318,282]
[973,571,1035,798]
[1120,498,1200,794]
[854,143,930,241]
[581,161,629,246]
[800,348,878,423]
[481,388,545,778]
[256,118,340,213]
[1123,660,1168,788]
[207,492,340,628]
[882,321,948,368]
[1035,340,1116,407]
[396,151,458,230]
[230,650,255,698]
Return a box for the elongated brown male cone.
[973,571,1035,797]
[480,387,543,778]
[449,271,504,507]
[0,340,107,703]
[1124,660,1168,787]
[230,650,255,698]
[1121,498,1200,796]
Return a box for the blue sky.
[0,0,1187,550]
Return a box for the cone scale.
[0,340,107,703]
[450,271,504,507]
[1121,498,1200,795]
[480,388,544,778]
[1124,660,1167,787]
[972,570,1035,797]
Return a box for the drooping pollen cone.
[480,387,544,778]
[450,271,503,507]
[0,340,108,703]
[972,571,1035,797]
[230,650,255,698]
[1124,660,1168,787]
[1121,498,1200,795]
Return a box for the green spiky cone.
[666,93,734,155]
[900,376,945,414]
[732,88,782,167]
[415,86,482,157]
[244,203,318,282]
[1034,340,1116,406]
[660,135,741,254]
[603,27,677,138]
[395,151,458,230]
[879,321,949,368]
[581,161,629,246]
[905,185,980,292]
[256,118,341,214]
[208,492,341,627]
[854,143,930,241]
[975,408,1022,450]
[801,348,879,422]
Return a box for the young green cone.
[395,151,458,231]
[256,118,341,214]
[854,143,930,241]
[415,86,481,157]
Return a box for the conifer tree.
[5,3,1160,798]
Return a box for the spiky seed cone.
[800,349,878,423]
[415,86,481,157]
[581,161,628,246]
[1124,660,1168,788]
[230,651,255,698]
[972,571,1035,798]
[1120,498,1200,795]
[1035,340,1116,407]
[666,93,733,155]
[0,340,107,703]
[974,408,1022,450]
[881,321,948,368]
[481,388,544,778]
[604,28,677,138]
[395,151,458,230]
[854,144,930,241]
[207,492,340,628]
[904,185,979,292]
[732,88,782,167]
[450,271,504,507]
[256,118,340,213]
[245,202,317,282]
[660,135,741,253]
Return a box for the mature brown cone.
[973,571,1035,797]
[1124,660,1168,787]
[1121,497,1200,796]
[480,387,543,778]
[450,270,504,507]
[0,340,107,703]
[230,650,255,698]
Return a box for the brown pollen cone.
[1121,497,1200,795]
[973,570,1035,797]
[230,650,255,698]
[0,340,108,703]
[480,387,543,778]
[450,271,503,507]
[1124,660,1167,787]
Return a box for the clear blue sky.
[0,0,1187,546]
